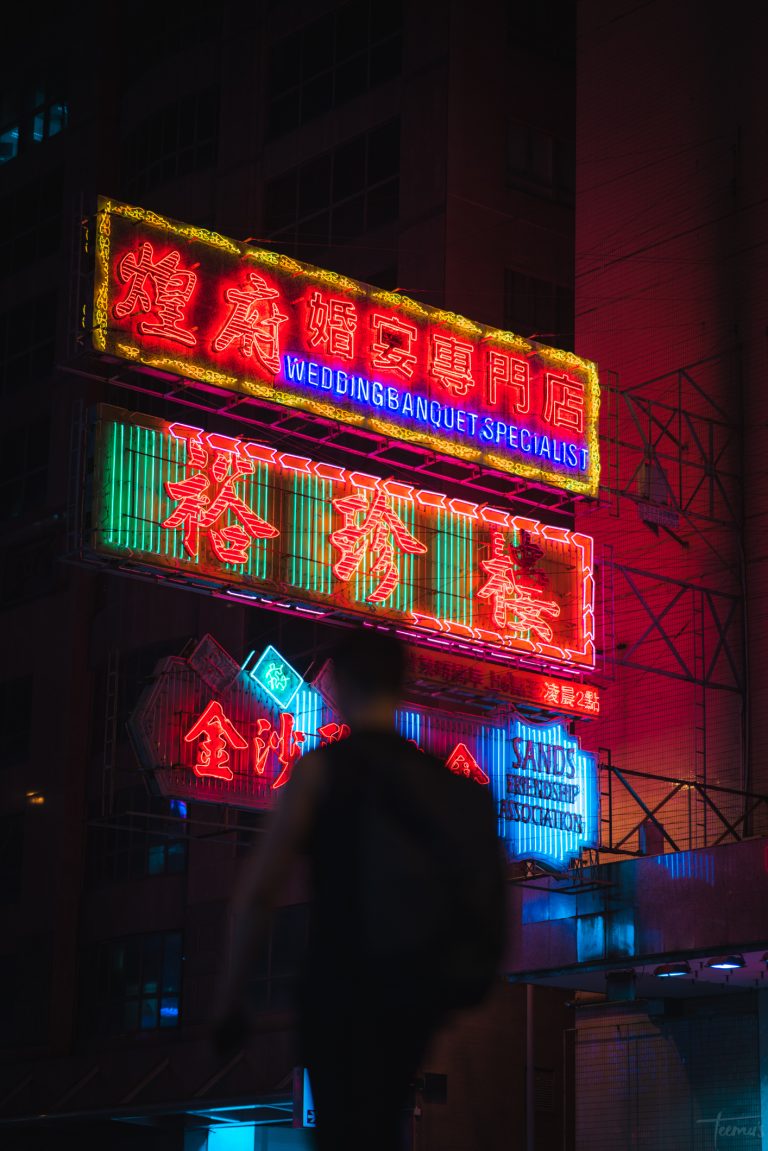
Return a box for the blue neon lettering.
[508,424,519,450]
[519,427,531,451]
[415,396,429,423]
[566,444,579,467]
[533,434,540,455]
[456,410,466,434]
[335,369,348,395]
[466,412,478,435]
[580,448,589,470]
[552,438,562,463]
[372,381,384,407]
[495,420,507,444]
[401,393,414,418]
[429,400,442,427]
[387,386,399,412]
[480,416,494,442]
[283,355,305,383]
[539,435,551,460]
[357,378,370,404]
[443,406,456,430]
[307,362,319,388]
[320,366,333,390]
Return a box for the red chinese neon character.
[478,531,561,642]
[184,700,248,781]
[212,273,288,375]
[486,350,530,412]
[253,713,306,789]
[582,689,600,714]
[114,241,198,347]
[542,681,561,706]
[429,333,475,398]
[306,291,357,359]
[369,314,418,379]
[543,372,585,435]
[317,721,351,746]
[559,684,576,707]
[330,488,428,603]
[446,742,489,785]
[163,430,279,564]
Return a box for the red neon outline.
[212,272,287,375]
[486,350,530,412]
[114,241,198,347]
[184,700,248,780]
[429,332,476,398]
[305,290,358,360]
[543,372,586,435]
[446,742,489,785]
[330,489,428,603]
[369,313,418,379]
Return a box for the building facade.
[1,3,583,1149]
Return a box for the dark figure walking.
[215,629,505,1151]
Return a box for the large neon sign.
[93,198,600,497]
[90,405,595,670]
[128,636,598,868]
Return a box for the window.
[250,904,309,1013]
[507,123,575,204]
[122,87,219,199]
[0,813,24,905]
[87,787,188,886]
[0,80,68,165]
[86,931,183,1036]
[0,676,33,766]
[507,0,576,64]
[267,0,402,139]
[0,419,49,523]
[0,172,62,278]
[0,534,61,607]
[264,118,400,258]
[504,270,574,350]
[0,292,57,397]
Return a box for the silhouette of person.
[215,628,501,1150]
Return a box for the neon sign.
[499,716,599,867]
[129,636,598,868]
[90,406,594,669]
[93,198,600,497]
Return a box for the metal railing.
[599,760,768,856]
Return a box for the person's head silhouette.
[331,629,406,731]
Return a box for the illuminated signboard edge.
[92,197,600,498]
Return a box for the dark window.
[507,123,575,205]
[122,88,219,199]
[266,0,402,140]
[0,78,68,165]
[264,118,400,258]
[0,813,24,904]
[0,173,62,278]
[0,534,61,606]
[0,676,33,766]
[0,934,51,1046]
[0,419,49,522]
[87,786,188,886]
[504,270,574,350]
[507,0,577,64]
[250,904,309,1013]
[84,931,183,1036]
[0,293,57,397]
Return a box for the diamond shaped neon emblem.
[249,645,304,709]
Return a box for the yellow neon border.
[93,197,601,497]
